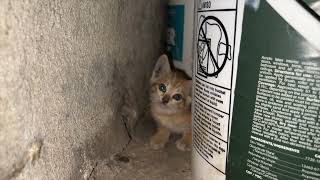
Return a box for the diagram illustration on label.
[197,15,232,78]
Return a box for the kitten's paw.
[150,137,166,150]
[176,139,191,151]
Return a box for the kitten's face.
[150,55,191,113]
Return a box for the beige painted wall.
[0,1,166,179]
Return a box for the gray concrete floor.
[90,117,192,180]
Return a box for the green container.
[227,1,320,180]
[192,0,320,180]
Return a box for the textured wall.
[0,0,166,179]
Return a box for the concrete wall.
[0,0,166,179]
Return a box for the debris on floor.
[89,118,192,180]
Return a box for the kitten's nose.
[162,95,170,104]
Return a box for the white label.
[192,0,245,179]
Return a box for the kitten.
[149,54,192,151]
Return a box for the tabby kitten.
[149,54,192,151]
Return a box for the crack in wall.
[86,162,98,180]
[121,113,133,145]
[1,140,43,180]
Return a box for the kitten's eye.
[172,94,182,101]
[159,83,166,92]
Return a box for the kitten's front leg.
[176,130,192,151]
[150,126,170,150]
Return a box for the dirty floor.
[90,118,192,180]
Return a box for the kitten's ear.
[150,54,171,82]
